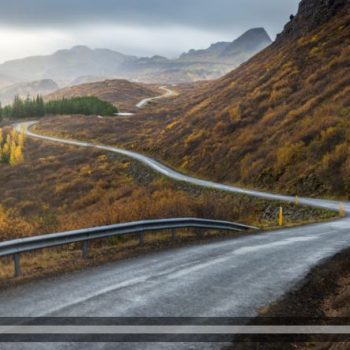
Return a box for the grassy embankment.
[0,126,336,287]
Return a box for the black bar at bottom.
[0,334,350,343]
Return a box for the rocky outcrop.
[277,0,348,42]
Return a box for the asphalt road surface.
[5,92,350,349]
[1,218,350,350]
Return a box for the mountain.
[122,0,350,198]
[0,29,272,86]
[46,79,160,111]
[0,79,59,106]
[179,42,230,62]
[0,46,136,87]
[276,0,348,42]
[0,73,18,89]
[221,28,272,58]
[179,28,272,63]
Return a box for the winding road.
[98,85,175,118]
[136,86,176,108]
[5,88,350,349]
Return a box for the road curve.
[97,86,176,118]
[16,120,350,213]
[136,86,176,108]
[6,100,350,349]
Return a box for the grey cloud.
[1,0,300,35]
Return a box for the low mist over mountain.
[0,46,135,88]
[0,28,272,88]
[0,79,59,106]
[0,73,19,89]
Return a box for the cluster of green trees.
[45,96,118,116]
[0,95,118,119]
[0,96,45,119]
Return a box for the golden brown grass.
[37,4,350,199]
[0,135,335,283]
[0,136,332,240]
[46,79,161,112]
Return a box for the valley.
[0,0,349,349]
[0,90,334,284]
[35,0,350,200]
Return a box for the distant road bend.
[136,85,175,108]
[6,89,350,349]
[97,85,175,118]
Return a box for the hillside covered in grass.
[36,0,350,198]
[46,79,160,111]
[149,0,350,197]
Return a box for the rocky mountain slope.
[78,0,349,198]
[46,79,160,111]
[0,28,272,87]
[277,0,348,41]
[146,0,350,197]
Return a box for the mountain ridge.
[0,28,273,87]
[179,28,271,62]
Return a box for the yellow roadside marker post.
[294,196,299,205]
[339,202,346,217]
[278,207,283,226]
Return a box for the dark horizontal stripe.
[0,334,350,343]
[1,317,350,325]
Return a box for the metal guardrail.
[0,218,257,277]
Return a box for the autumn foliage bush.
[0,139,249,241]
[0,128,24,166]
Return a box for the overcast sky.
[0,0,300,63]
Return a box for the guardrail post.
[195,228,203,238]
[339,202,346,217]
[13,254,21,277]
[139,232,144,246]
[278,207,283,226]
[82,241,89,259]
[171,229,176,241]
